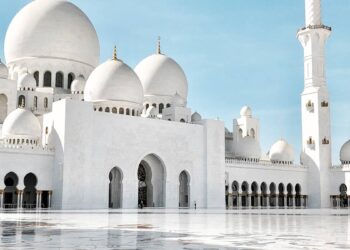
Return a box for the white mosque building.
[0,0,348,210]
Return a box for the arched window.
[55,72,63,88]
[44,97,48,109]
[132,110,135,116]
[98,107,103,112]
[126,108,130,115]
[44,71,52,87]
[166,103,171,108]
[18,95,25,108]
[145,104,149,110]
[152,103,157,108]
[112,107,117,114]
[68,73,75,90]
[159,103,164,114]
[33,71,39,87]
[232,181,239,192]
[119,108,124,114]
[250,128,255,138]
[34,96,38,109]
[105,107,110,112]
[180,119,185,123]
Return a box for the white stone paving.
[0,209,349,249]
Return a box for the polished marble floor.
[0,209,349,249]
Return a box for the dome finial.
[112,46,117,60]
[156,36,161,54]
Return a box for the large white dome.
[269,139,294,163]
[4,0,99,66]
[84,59,144,104]
[235,136,261,160]
[2,108,41,140]
[134,53,188,100]
[340,140,350,164]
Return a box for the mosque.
[0,0,348,210]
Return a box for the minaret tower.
[297,0,332,208]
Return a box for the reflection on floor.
[0,209,349,249]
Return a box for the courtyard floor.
[0,208,349,249]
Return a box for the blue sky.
[1,0,350,164]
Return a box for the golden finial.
[112,46,117,60]
[156,36,161,54]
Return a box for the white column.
[36,191,40,208]
[0,191,3,209]
[238,194,241,209]
[38,191,42,209]
[17,191,21,209]
[305,0,322,26]
[267,195,270,209]
[292,195,296,209]
[284,194,288,209]
[257,194,261,209]
[248,194,252,209]
[48,191,52,208]
[228,194,233,209]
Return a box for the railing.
[331,165,350,170]
[225,158,306,169]
[298,24,332,32]
[0,143,54,154]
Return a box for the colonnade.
[227,193,308,209]
[0,189,52,209]
[330,195,350,208]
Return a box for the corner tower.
[297,0,332,208]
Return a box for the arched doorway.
[295,184,301,207]
[23,173,37,209]
[287,183,293,207]
[179,171,190,208]
[109,167,123,208]
[241,181,249,207]
[278,183,285,207]
[232,181,239,207]
[0,94,8,123]
[260,182,267,207]
[339,184,348,208]
[137,154,166,208]
[269,183,276,207]
[3,172,18,208]
[251,182,258,207]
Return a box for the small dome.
[5,0,99,66]
[17,72,36,90]
[240,106,252,117]
[235,136,261,160]
[0,59,8,79]
[191,112,202,122]
[135,53,188,100]
[84,58,144,105]
[2,108,41,140]
[71,75,86,93]
[269,139,294,163]
[340,140,350,164]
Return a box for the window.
[33,71,39,87]
[126,108,130,115]
[119,108,124,114]
[18,95,25,108]
[44,71,52,87]
[166,103,171,108]
[105,107,110,112]
[55,72,63,88]
[132,110,135,116]
[68,73,75,90]
[44,97,48,109]
[152,103,157,108]
[159,103,164,114]
[112,107,117,113]
[180,119,185,123]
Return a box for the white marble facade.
[0,0,348,210]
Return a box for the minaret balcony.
[298,24,332,33]
[305,100,314,112]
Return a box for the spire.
[305,0,322,26]
[112,46,117,60]
[156,36,161,54]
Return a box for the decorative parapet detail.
[321,101,329,107]
[322,137,329,145]
[225,158,306,169]
[306,100,314,112]
[0,142,54,155]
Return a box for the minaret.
[297,0,332,208]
